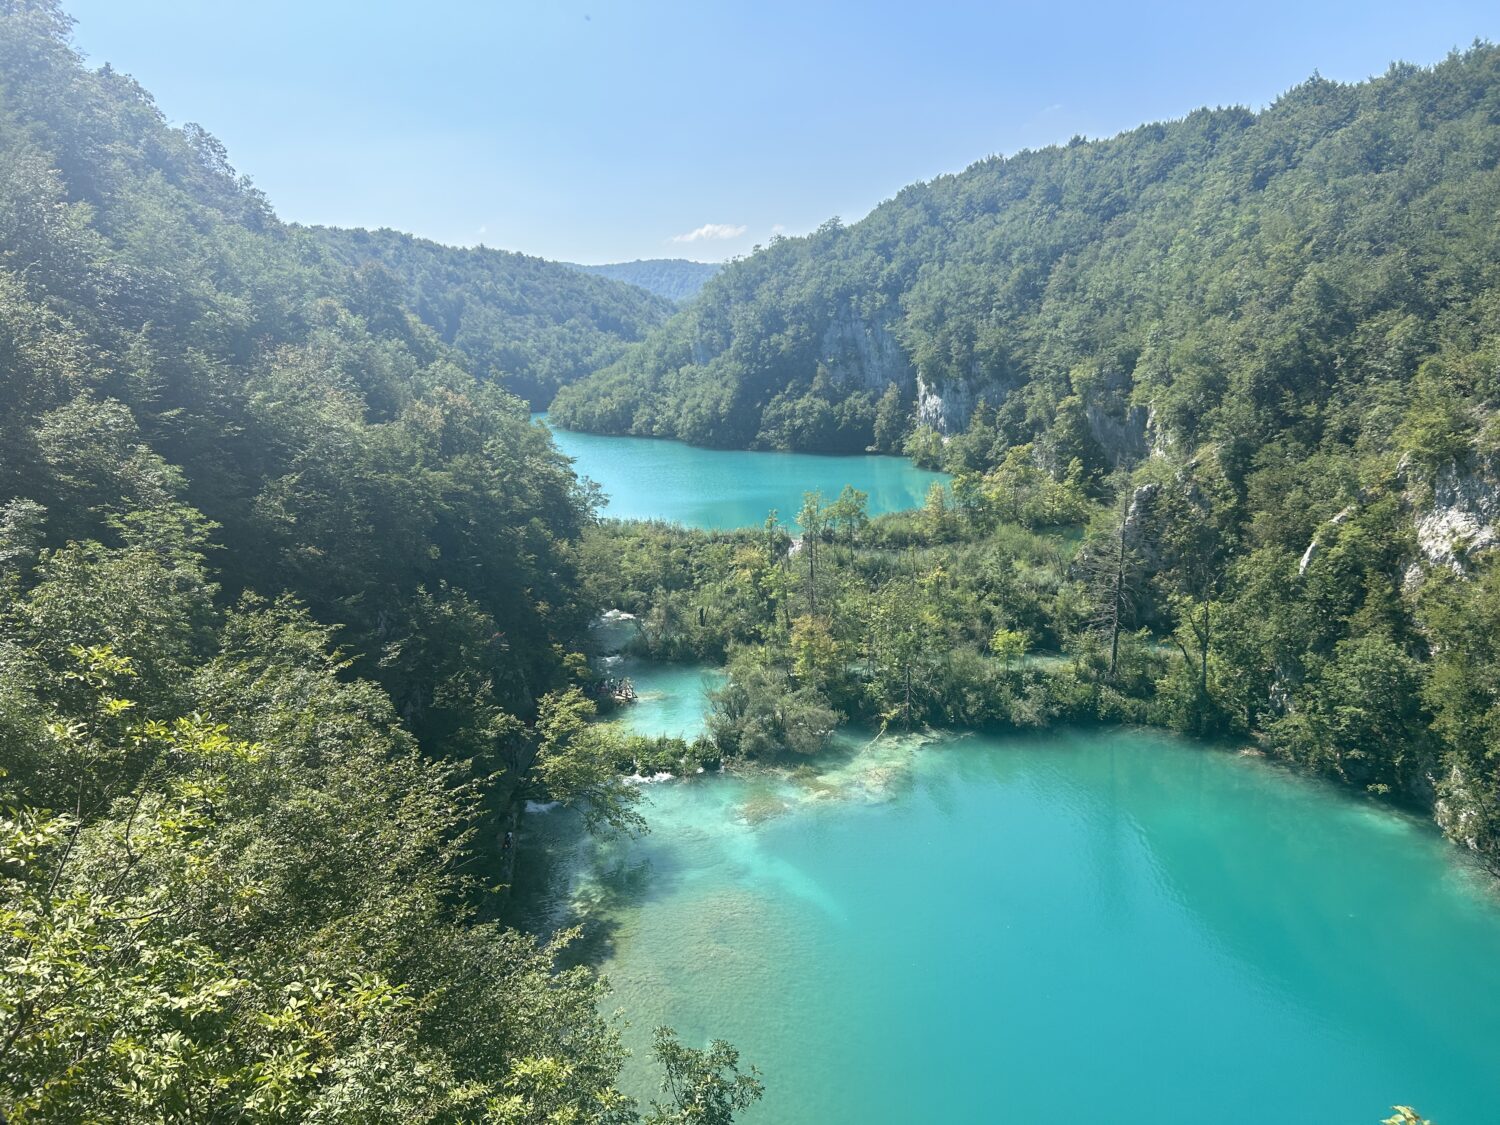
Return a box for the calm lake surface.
[526,421,1500,1122]
[514,661,1500,1124]
[536,415,947,528]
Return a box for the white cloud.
[671,222,747,243]
[770,223,788,235]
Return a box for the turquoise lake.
[515,662,1500,1124]
[536,415,948,528]
[609,659,724,742]
[520,422,1500,1122]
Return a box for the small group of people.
[594,676,637,703]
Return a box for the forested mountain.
[567,258,722,303]
[314,227,674,405]
[555,45,1500,879]
[0,3,756,1118]
[551,46,1500,460]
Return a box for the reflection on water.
[513,719,1500,1124]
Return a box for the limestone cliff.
[818,308,913,394]
[915,372,977,433]
[1408,457,1500,574]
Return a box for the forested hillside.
[567,258,722,303]
[555,45,1500,877]
[314,227,674,405]
[551,46,1500,460]
[0,3,757,1118]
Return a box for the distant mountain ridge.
[566,258,722,303]
[312,226,675,405]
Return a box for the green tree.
[644,1029,764,1125]
[707,657,839,758]
[529,687,646,836]
[872,383,910,453]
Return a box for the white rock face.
[1412,460,1500,572]
[1298,507,1353,576]
[1435,763,1485,855]
[1121,481,1164,570]
[1145,405,1174,458]
[915,372,975,433]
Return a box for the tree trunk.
[1199,598,1210,701]
[807,536,817,619]
[1108,530,1125,678]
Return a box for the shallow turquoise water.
[609,658,724,742]
[517,720,1500,1123]
[530,433,1500,1121]
[587,613,723,742]
[536,415,947,528]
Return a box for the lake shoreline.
[515,716,1500,1124]
[532,413,949,529]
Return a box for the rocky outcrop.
[1298,507,1353,575]
[915,372,974,433]
[1144,405,1175,459]
[1435,762,1490,858]
[1120,482,1163,570]
[1410,458,1500,573]
[1086,401,1148,468]
[818,308,913,394]
[914,367,1028,434]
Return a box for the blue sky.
[64,0,1499,264]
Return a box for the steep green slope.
[551,47,1500,461]
[314,226,674,405]
[567,257,722,302]
[0,25,592,725]
[0,4,756,1117]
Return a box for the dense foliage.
[566,259,722,304]
[0,3,759,1118]
[3,0,1497,1113]
[552,45,1500,461]
[554,45,1500,881]
[583,430,1500,877]
[316,228,674,406]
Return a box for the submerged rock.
[739,791,791,825]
